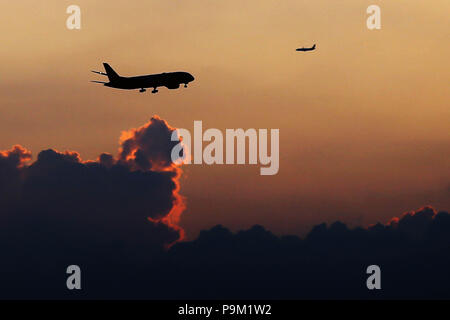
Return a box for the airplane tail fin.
[312,44,316,49]
[103,63,120,81]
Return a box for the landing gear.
[139,88,146,93]
[184,83,188,88]
[151,88,159,94]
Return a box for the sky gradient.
[0,0,449,239]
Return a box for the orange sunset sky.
[1,1,449,239]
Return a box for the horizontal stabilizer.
[91,70,107,76]
[91,80,107,84]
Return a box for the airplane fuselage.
[106,71,195,90]
[296,44,316,52]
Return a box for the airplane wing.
[91,80,107,84]
[91,70,107,76]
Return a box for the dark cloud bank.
[0,117,449,299]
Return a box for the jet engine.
[166,82,180,89]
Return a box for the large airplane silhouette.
[91,63,195,93]
[296,44,316,52]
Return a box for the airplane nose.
[190,74,195,81]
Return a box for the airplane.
[91,63,195,93]
[296,44,316,52]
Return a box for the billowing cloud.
[0,116,190,298]
[0,116,185,259]
[0,116,183,232]
[118,116,181,171]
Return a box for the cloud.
[118,116,181,171]
[1,126,449,298]
[1,116,184,227]
[164,206,450,299]
[0,116,187,292]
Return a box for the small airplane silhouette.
[296,44,316,52]
[91,63,195,93]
